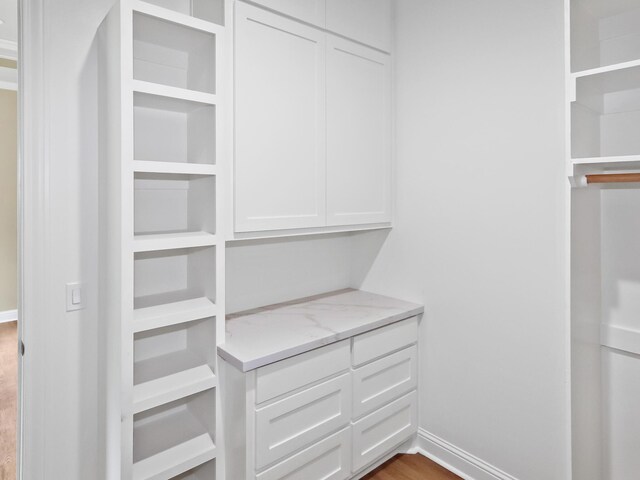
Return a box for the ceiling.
[0,0,17,45]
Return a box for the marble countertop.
[218,289,424,372]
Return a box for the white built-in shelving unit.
[568,1,640,479]
[99,0,225,478]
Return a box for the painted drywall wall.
[356,1,569,479]
[226,234,355,313]
[23,1,115,478]
[0,88,17,313]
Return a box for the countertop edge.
[217,305,424,372]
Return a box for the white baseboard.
[414,428,519,480]
[0,309,18,324]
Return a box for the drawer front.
[256,427,351,480]
[353,345,417,418]
[351,390,417,472]
[256,340,350,404]
[256,373,351,469]
[352,317,418,367]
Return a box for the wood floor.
[0,321,17,480]
[363,454,461,480]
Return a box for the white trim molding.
[0,38,18,60]
[0,309,17,323]
[414,429,519,480]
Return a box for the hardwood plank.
[363,454,461,480]
[0,321,17,480]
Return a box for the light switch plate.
[66,283,86,312]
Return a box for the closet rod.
[585,173,640,184]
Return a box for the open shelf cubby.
[134,173,216,237]
[133,317,217,413]
[133,10,216,93]
[134,246,216,309]
[134,91,216,165]
[571,0,640,72]
[138,0,224,26]
[572,63,640,159]
[133,392,216,480]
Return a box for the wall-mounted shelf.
[133,80,217,105]
[133,160,217,176]
[133,364,217,413]
[133,231,217,252]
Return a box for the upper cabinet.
[326,36,391,226]
[234,2,327,232]
[250,0,326,26]
[233,1,392,235]
[326,0,392,52]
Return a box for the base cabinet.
[221,318,419,480]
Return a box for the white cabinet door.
[326,36,392,226]
[326,0,392,52]
[249,0,326,27]
[235,2,326,232]
[255,373,351,469]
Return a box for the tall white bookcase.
[568,1,640,479]
[99,1,225,478]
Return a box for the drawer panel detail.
[352,317,418,367]
[256,340,350,404]
[351,390,417,472]
[256,427,351,480]
[255,373,351,469]
[353,345,417,418]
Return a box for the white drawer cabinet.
[257,428,352,480]
[256,374,351,469]
[222,317,419,479]
[352,391,418,472]
[352,345,417,419]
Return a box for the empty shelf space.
[133,161,217,176]
[134,0,224,26]
[572,63,640,159]
[134,91,216,165]
[133,0,224,34]
[133,232,217,252]
[134,364,217,414]
[133,80,217,106]
[571,0,640,72]
[133,433,216,480]
[134,297,217,333]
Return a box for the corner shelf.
[133,364,217,414]
[133,297,217,333]
[133,231,217,252]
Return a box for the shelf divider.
[134,161,217,176]
[134,297,217,333]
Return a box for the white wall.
[356,1,569,479]
[22,1,115,478]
